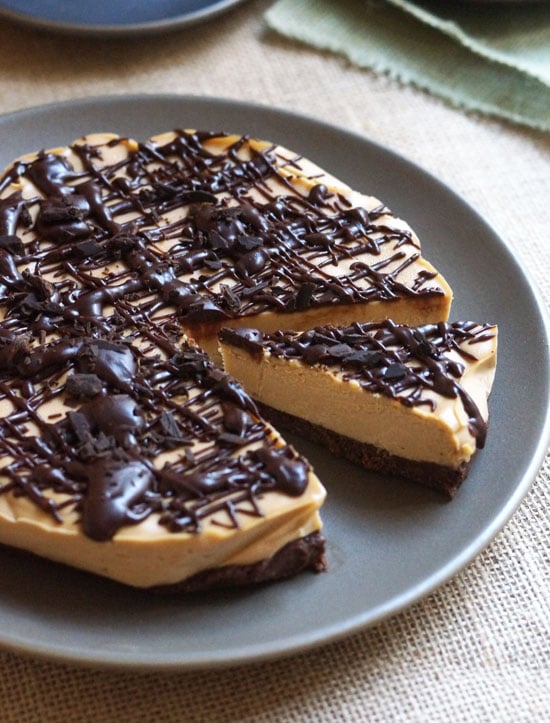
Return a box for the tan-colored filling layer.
[219,336,497,468]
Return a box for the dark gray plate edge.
[0,0,246,37]
[0,93,548,671]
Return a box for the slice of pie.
[0,129,452,361]
[219,320,498,496]
[0,319,326,590]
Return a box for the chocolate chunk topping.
[222,402,253,436]
[35,196,91,243]
[65,373,104,400]
[0,329,30,371]
[78,340,136,393]
[78,394,144,447]
[218,327,264,357]
[82,459,153,541]
[254,447,309,496]
[0,235,24,255]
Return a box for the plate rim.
[0,0,247,36]
[0,93,548,671]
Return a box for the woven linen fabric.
[265,0,550,132]
[0,0,548,719]
[388,0,550,84]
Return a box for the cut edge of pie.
[219,320,498,497]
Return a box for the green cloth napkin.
[265,0,550,132]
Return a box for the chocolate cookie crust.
[153,531,327,593]
[256,404,468,497]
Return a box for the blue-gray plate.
[0,95,548,670]
[0,0,247,36]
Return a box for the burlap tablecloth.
[0,1,548,720]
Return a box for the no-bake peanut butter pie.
[0,126,458,590]
[219,321,497,497]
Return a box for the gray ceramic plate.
[0,0,247,36]
[0,95,548,671]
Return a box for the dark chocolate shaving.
[65,373,104,400]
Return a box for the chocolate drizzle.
[0,128,448,544]
[221,320,496,448]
